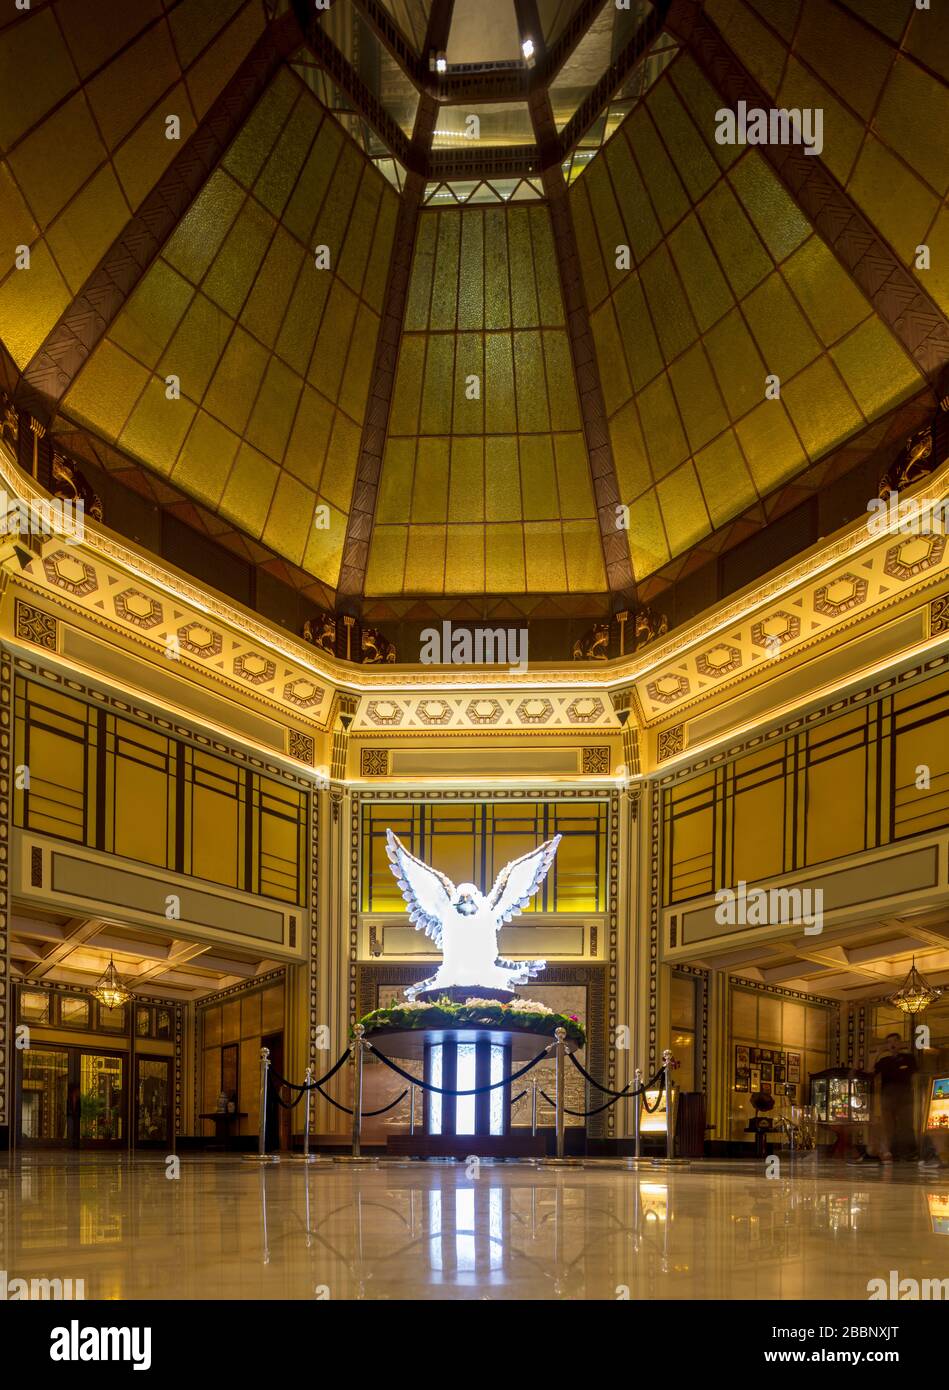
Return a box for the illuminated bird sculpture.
[385,828,561,1000]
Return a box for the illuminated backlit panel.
[0,0,265,366]
[661,666,949,908]
[360,799,606,912]
[367,204,607,595]
[573,46,925,583]
[57,68,398,590]
[13,676,308,906]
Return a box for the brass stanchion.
[334,1025,378,1163]
[651,1048,688,1166]
[289,1065,327,1163]
[537,1027,582,1166]
[633,1066,643,1159]
[243,1047,280,1163]
[664,1049,675,1161]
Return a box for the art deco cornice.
[2,441,947,755]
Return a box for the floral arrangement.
[355,995,585,1045]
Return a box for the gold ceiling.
[0,0,945,601]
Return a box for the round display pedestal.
[367,1024,577,1159]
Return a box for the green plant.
[354,996,585,1045]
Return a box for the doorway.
[18,1046,127,1149]
[135,1056,171,1146]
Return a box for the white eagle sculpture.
[385,828,562,1000]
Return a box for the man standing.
[874,1033,918,1162]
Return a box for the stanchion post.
[555,1026,566,1160]
[259,1046,270,1159]
[531,1076,538,1137]
[352,1024,365,1158]
[243,1047,280,1162]
[409,1082,417,1137]
[663,1048,675,1161]
[633,1065,643,1160]
[302,1065,312,1159]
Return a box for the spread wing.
[486,835,561,923]
[385,829,455,948]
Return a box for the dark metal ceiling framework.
[515,0,636,604]
[292,0,666,180]
[336,0,453,600]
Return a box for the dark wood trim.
[668,0,949,380]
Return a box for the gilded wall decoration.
[931,593,949,637]
[113,589,163,630]
[581,747,610,775]
[42,550,97,598]
[657,726,684,761]
[288,730,315,765]
[14,600,57,652]
[884,534,946,582]
[812,573,868,618]
[360,748,389,777]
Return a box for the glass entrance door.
[78,1052,125,1147]
[20,1048,70,1146]
[135,1057,170,1145]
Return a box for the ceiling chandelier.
[889,957,942,1015]
[92,955,131,1010]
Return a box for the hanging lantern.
[93,955,131,1010]
[889,957,942,1016]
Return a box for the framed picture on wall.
[760,1062,773,1081]
[750,1066,761,1091]
[749,1048,761,1064]
[736,1045,750,1069]
[774,1064,786,1083]
[760,1081,772,1095]
[787,1053,801,1082]
[734,1072,750,1092]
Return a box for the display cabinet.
[809,1067,873,1125]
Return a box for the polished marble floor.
[1,1153,947,1300]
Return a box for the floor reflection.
[1,1155,947,1300]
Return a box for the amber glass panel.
[203,1005,223,1047]
[731,749,787,884]
[20,1049,68,1142]
[19,990,50,1023]
[79,1053,124,1142]
[15,680,89,843]
[241,992,261,1038]
[360,799,605,912]
[60,996,91,1029]
[137,1058,169,1142]
[261,986,284,1033]
[222,999,241,1043]
[188,749,243,888]
[109,718,173,868]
